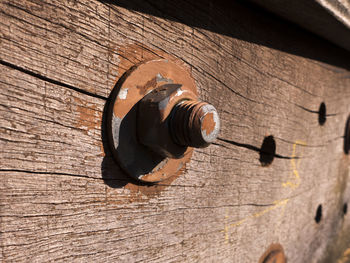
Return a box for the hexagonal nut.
[137,84,197,159]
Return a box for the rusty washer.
[107,59,220,182]
[259,243,286,263]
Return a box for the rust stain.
[143,150,192,183]
[104,164,188,206]
[74,97,99,134]
[114,61,195,117]
[103,145,192,204]
[125,166,186,199]
[136,77,157,96]
[109,42,190,88]
[109,43,160,82]
[111,43,197,120]
[202,112,216,135]
[74,97,104,156]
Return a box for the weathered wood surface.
[1,0,350,262]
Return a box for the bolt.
[170,100,220,148]
[137,84,220,159]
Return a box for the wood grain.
[1,0,350,262]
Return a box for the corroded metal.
[138,84,220,159]
[137,84,197,159]
[170,100,220,148]
[259,243,286,263]
[107,59,198,182]
[107,59,220,182]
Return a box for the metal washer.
[107,59,198,182]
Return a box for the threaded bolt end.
[170,100,220,148]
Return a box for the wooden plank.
[0,0,111,98]
[0,171,187,262]
[0,63,187,262]
[1,0,350,262]
[2,0,350,98]
[1,64,105,177]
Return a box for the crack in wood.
[217,137,297,160]
[0,60,107,101]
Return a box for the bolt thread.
[169,100,209,148]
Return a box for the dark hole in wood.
[259,135,276,166]
[315,204,322,223]
[318,102,326,125]
[343,203,348,216]
[344,115,350,154]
